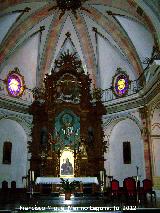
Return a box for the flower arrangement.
[60,178,81,200]
[60,178,80,193]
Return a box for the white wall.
[51,15,86,73]
[104,118,145,186]
[0,13,21,44]
[116,16,154,69]
[0,118,28,188]
[97,35,136,89]
[0,33,39,90]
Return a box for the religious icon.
[54,110,80,150]
[79,142,87,159]
[112,68,130,97]
[117,78,125,91]
[61,158,73,175]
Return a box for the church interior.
[0,0,160,212]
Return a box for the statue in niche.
[61,158,73,175]
[79,142,87,158]
[40,127,48,145]
[88,127,94,144]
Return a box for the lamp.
[48,0,90,19]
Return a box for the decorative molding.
[150,99,160,118]
[0,108,33,136]
[0,95,30,113]
[152,123,160,131]
[104,70,160,114]
[29,50,106,177]
[102,111,142,135]
[105,94,144,114]
[151,135,160,138]
[48,0,89,19]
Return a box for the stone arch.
[103,115,145,186]
[0,113,32,140]
[150,99,160,119]
[103,113,142,139]
[0,118,29,188]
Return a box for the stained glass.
[7,72,24,97]
[114,73,129,97]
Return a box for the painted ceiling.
[0,0,160,88]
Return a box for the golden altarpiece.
[29,52,106,181]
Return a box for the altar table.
[35,177,99,185]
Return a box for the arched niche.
[60,147,74,177]
[104,118,145,186]
[0,118,28,188]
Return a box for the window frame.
[123,141,131,164]
[2,141,12,164]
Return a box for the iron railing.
[0,65,159,104]
[101,79,143,103]
[101,64,159,103]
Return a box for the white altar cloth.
[35,177,99,185]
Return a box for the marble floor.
[0,193,160,213]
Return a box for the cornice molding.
[0,107,32,128]
[103,111,142,130]
[105,94,144,114]
[0,95,30,114]
[0,108,32,141]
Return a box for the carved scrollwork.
[56,74,81,103]
[31,87,45,101]
[92,87,103,101]
[30,51,106,177]
[55,50,82,70]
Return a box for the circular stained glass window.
[6,68,25,97]
[112,71,130,97]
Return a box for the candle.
[100,171,104,182]
[26,177,28,188]
[32,171,34,181]
[30,170,32,181]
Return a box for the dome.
[0,0,159,90]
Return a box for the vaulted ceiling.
[0,0,159,88]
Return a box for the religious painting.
[52,109,80,151]
[60,148,74,177]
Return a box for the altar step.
[0,193,159,212]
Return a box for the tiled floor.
[0,193,160,212]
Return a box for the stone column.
[139,106,152,180]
